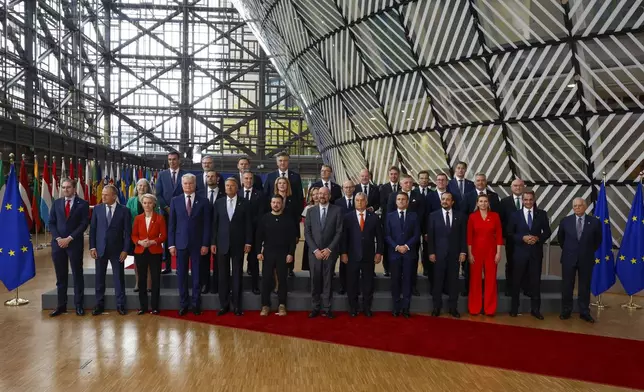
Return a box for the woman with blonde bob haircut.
[126,178,159,292]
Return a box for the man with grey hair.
[500,178,529,297]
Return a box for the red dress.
[467,211,503,315]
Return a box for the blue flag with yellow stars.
[615,182,644,296]
[591,182,615,296]
[0,163,36,291]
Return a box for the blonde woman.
[126,179,158,292]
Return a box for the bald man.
[353,169,380,212]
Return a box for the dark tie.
[445,211,451,231]
[527,210,533,229]
[393,184,397,193]
[172,171,176,187]
[577,217,583,240]
[348,198,352,209]
[479,191,484,196]
[422,188,426,196]
[245,190,250,201]
[324,182,329,190]
[459,179,464,196]
[363,185,368,196]
[400,211,405,231]
[186,195,192,216]
[320,207,327,229]
[107,205,113,226]
[210,190,215,205]
[281,172,286,177]
[515,197,521,210]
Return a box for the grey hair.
[354,192,367,201]
[140,193,157,207]
[181,173,196,183]
[135,178,151,195]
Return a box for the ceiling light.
[567,83,576,88]
[370,117,377,120]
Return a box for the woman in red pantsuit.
[467,194,503,316]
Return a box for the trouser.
[382,245,391,273]
[432,256,460,311]
[135,250,162,311]
[176,247,201,309]
[390,256,414,311]
[338,259,347,291]
[310,253,334,311]
[162,211,172,271]
[505,240,530,295]
[561,259,592,316]
[95,254,126,308]
[410,252,420,291]
[200,252,218,292]
[247,249,259,290]
[511,255,542,313]
[52,247,84,308]
[422,238,433,289]
[218,252,244,310]
[347,259,375,311]
[468,251,498,315]
[261,252,288,307]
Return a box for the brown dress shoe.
[260,306,270,316]
[278,304,287,316]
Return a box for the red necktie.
[65,199,71,218]
[359,213,365,231]
[186,195,192,216]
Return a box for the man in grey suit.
[304,187,343,319]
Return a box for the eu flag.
[615,182,644,296]
[0,163,36,291]
[591,182,615,296]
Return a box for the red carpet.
[161,310,644,390]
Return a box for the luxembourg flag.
[40,159,52,229]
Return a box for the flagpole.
[42,155,50,248]
[4,153,30,307]
[620,170,644,311]
[591,172,609,309]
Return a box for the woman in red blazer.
[131,193,167,315]
[467,194,503,316]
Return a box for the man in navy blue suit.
[334,180,356,295]
[507,190,551,320]
[211,178,253,316]
[427,192,467,318]
[385,192,420,318]
[89,185,131,315]
[231,156,263,192]
[238,170,264,295]
[354,169,380,212]
[379,165,400,277]
[340,192,383,317]
[200,170,225,294]
[557,198,602,323]
[424,173,450,291]
[311,164,342,203]
[196,155,216,198]
[168,173,211,316]
[49,178,90,317]
[447,161,474,209]
[264,152,303,208]
[156,151,186,274]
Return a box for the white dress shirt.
[145,215,152,230]
[442,208,453,226]
[345,196,353,208]
[361,183,370,195]
[279,169,289,178]
[227,195,237,220]
[105,202,117,220]
[523,207,534,225]
[318,203,330,221]
[184,193,195,209]
[208,187,219,203]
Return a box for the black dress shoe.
[234,309,244,316]
[200,286,209,294]
[151,309,160,315]
[350,310,358,317]
[431,309,440,317]
[117,308,127,316]
[559,312,571,320]
[288,270,295,277]
[217,307,230,316]
[137,310,146,316]
[322,310,335,319]
[449,310,461,319]
[147,289,152,293]
[133,287,140,293]
[402,309,411,318]
[92,307,103,316]
[580,314,595,323]
[364,310,373,317]
[252,288,260,295]
[178,308,188,316]
[384,271,390,277]
[50,308,67,317]
[338,289,346,295]
[392,310,400,317]
[509,311,518,317]
[161,268,172,275]
[308,309,320,318]
[412,288,420,297]
[76,307,85,316]
[193,308,202,316]
[531,311,544,320]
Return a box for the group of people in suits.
[46,154,603,323]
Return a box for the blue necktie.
[527,210,533,229]
[400,211,405,231]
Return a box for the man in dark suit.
[168,173,211,316]
[238,170,264,295]
[340,192,383,317]
[557,198,602,323]
[427,192,467,318]
[417,170,432,278]
[211,178,253,316]
[304,187,343,319]
[201,170,224,294]
[499,178,528,296]
[507,190,551,320]
[385,192,420,318]
[460,173,500,296]
[447,161,474,209]
[379,165,400,277]
[89,184,132,315]
[48,178,90,317]
[387,175,425,296]
[231,156,263,191]
[425,173,450,288]
[196,154,215,198]
[354,168,379,212]
[334,180,356,295]
[264,151,303,207]
[155,151,186,274]
[311,164,342,203]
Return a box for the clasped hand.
[523,235,539,245]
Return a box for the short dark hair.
[168,151,180,159]
[276,152,290,158]
[476,193,489,202]
[388,165,400,173]
[436,173,448,180]
[418,170,430,177]
[396,191,409,200]
[242,169,254,176]
[523,190,536,199]
[321,164,333,171]
[271,194,284,202]
[238,156,250,163]
[455,161,468,169]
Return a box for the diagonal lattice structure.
[233,0,644,244]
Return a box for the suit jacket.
[49,197,90,251]
[238,188,265,228]
[211,196,253,256]
[304,204,343,256]
[447,178,474,209]
[426,189,449,215]
[334,196,356,215]
[462,189,501,215]
[353,183,380,212]
[387,189,426,233]
[204,186,225,207]
[426,209,467,261]
[231,172,263,191]
[557,214,602,266]
[379,183,399,219]
[264,170,303,205]
[507,208,551,261]
[168,194,211,250]
[311,180,342,203]
[156,169,186,209]
[90,203,132,258]
[385,210,421,261]
[131,213,167,254]
[341,210,383,262]
[500,194,538,232]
